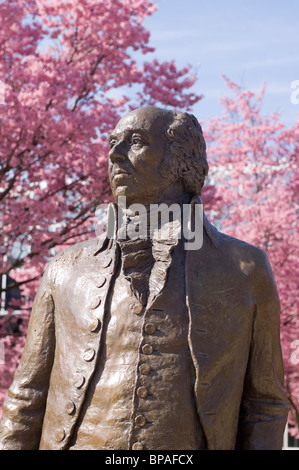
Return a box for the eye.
[131,135,146,147]
[109,139,117,149]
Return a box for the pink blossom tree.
[204,76,299,436]
[1,1,298,440]
[0,0,201,302]
[0,0,201,412]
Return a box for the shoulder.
[216,232,279,313]
[195,210,270,278]
[219,231,268,267]
[44,233,108,282]
[53,234,105,262]
[216,231,277,296]
[202,212,267,268]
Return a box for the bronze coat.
[0,211,289,450]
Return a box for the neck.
[124,184,192,208]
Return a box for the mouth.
[111,168,131,181]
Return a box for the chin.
[112,186,133,202]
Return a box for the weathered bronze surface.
[0,107,289,450]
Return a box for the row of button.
[54,256,113,445]
[55,344,98,443]
[131,311,157,450]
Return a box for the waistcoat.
[69,239,206,450]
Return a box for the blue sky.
[142,0,299,127]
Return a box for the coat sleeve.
[0,262,56,450]
[236,250,289,450]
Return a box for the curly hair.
[160,111,209,195]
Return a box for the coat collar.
[190,195,221,248]
[93,195,221,255]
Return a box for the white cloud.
[245,56,299,70]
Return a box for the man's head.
[108,106,208,205]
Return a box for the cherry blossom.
[204,76,299,436]
[0,0,201,414]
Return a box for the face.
[108,107,173,205]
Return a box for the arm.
[0,263,56,450]
[236,251,289,450]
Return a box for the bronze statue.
[0,107,289,450]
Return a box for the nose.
[109,141,128,164]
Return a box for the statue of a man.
[0,107,289,450]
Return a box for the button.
[55,428,66,442]
[74,373,85,389]
[96,276,106,288]
[137,386,148,398]
[88,317,101,332]
[144,323,155,334]
[131,304,143,316]
[65,401,76,415]
[90,297,101,310]
[139,363,151,375]
[102,256,112,268]
[142,343,153,355]
[83,348,95,361]
[132,442,144,450]
[135,414,147,427]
